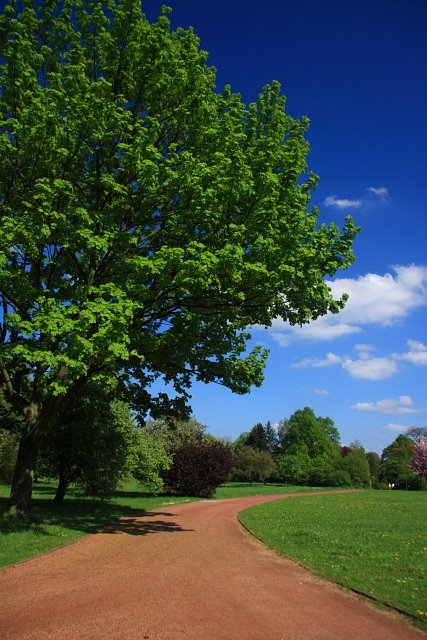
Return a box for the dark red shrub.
[165,440,235,498]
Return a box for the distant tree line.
[1,386,426,499]
[229,409,427,490]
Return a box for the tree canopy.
[246,423,269,451]
[379,435,423,490]
[142,417,208,454]
[411,438,427,477]
[337,442,370,488]
[0,0,358,515]
[164,440,235,498]
[276,407,340,485]
[233,445,274,485]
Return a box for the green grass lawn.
[214,482,329,499]
[239,490,427,620]
[0,480,318,568]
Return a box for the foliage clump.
[0,429,19,483]
[39,388,136,501]
[412,438,427,476]
[274,407,340,486]
[233,445,275,484]
[165,440,235,498]
[379,434,426,490]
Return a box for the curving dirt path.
[0,492,425,640]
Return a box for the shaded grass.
[0,480,196,567]
[239,490,427,619]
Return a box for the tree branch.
[0,357,29,414]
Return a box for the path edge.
[236,496,427,631]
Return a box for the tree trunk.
[53,475,70,505]
[8,428,41,518]
[53,455,74,505]
[8,396,63,517]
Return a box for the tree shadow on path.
[99,511,194,536]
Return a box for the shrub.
[234,446,275,484]
[130,431,172,494]
[324,470,352,487]
[274,448,311,485]
[339,444,371,487]
[165,440,235,498]
[39,393,135,502]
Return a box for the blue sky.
[144,0,427,453]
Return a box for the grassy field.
[214,482,328,499]
[239,490,427,619]
[0,480,317,568]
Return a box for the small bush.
[233,446,275,484]
[165,441,235,498]
[131,431,172,494]
[324,470,352,487]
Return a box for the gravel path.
[0,492,424,639]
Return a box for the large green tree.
[275,443,311,485]
[0,0,358,515]
[129,429,172,494]
[379,435,423,490]
[0,389,22,482]
[337,442,371,488]
[366,451,381,486]
[264,420,279,453]
[278,407,340,484]
[246,422,269,451]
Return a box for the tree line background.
[1,386,426,500]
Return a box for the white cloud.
[293,352,343,368]
[383,423,409,433]
[267,265,427,346]
[328,265,427,326]
[270,315,361,343]
[287,318,361,341]
[291,336,427,381]
[351,395,420,415]
[393,339,427,366]
[314,388,329,396]
[408,339,427,351]
[325,185,390,211]
[342,357,398,380]
[324,195,363,209]
[293,350,399,380]
[270,331,291,347]
[368,186,389,200]
[324,186,389,211]
[354,344,375,358]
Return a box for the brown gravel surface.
[0,491,425,640]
